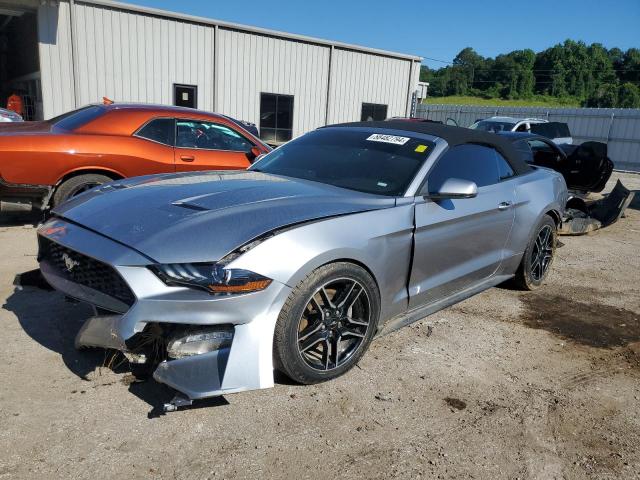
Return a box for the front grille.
[38,236,135,307]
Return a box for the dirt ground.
[0,173,639,480]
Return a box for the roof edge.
[75,0,423,62]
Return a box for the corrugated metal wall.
[36,0,419,135]
[416,104,640,172]
[328,49,412,124]
[71,2,215,110]
[37,1,76,118]
[216,29,330,137]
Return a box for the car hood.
[53,170,396,264]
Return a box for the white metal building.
[0,0,421,143]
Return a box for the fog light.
[167,327,233,359]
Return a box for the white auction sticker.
[366,133,410,145]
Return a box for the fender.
[230,204,415,324]
[55,166,126,186]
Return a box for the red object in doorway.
[6,93,24,116]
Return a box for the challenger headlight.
[149,263,272,294]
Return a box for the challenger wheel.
[513,214,557,290]
[53,174,112,207]
[273,262,380,384]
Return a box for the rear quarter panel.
[0,134,175,185]
[504,167,566,269]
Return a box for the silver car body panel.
[52,171,398,264]
[40,216,294,397]
[38,126,567,401]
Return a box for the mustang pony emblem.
[62,252,80,272]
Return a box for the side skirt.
[376,274,514,337]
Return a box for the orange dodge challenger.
[0,103,271,212]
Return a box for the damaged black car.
[499,132,635,235]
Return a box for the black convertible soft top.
[330,120,532,176]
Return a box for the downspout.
[213,24,219,111]
[68,0,80,108]
[324,45,334,125]
[405,60,416,117]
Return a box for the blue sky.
[126,0,639,68]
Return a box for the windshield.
[249,128,435,196]
[48,105,106,131]
[470,120,516,133]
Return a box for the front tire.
[53,173,112,207]
[513,214,557,290]
[273,262,380,384]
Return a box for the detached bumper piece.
[0,177,52,213]
[560,180,635,236]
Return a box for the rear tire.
[273,262,380,384]
[53,173,112,207]
[513,214,557,290]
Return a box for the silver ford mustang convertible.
[37,121,567,409]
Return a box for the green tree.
[585,83,619,107]
[422,40,638,108]
[618,82,640,108]
[621,48,640,83]
[608,47,624,71]
[453,47,485,91]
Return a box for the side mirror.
[427,178,478,200]
[246,146,263,163]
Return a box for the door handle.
[180,155,195,162]
[498,201,512,211]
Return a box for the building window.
[361,103,388,121]
[260,93,293,144]
[174,84,198,109]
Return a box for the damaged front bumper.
[37,217,292,402]
[559,180,635,235]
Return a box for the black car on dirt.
[499,132,633,235]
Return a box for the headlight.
[167,327,234,358]
[149,263,272,294]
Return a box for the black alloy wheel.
[296,278,371,372]
[273,262,380,384]
[513,214,557,290]
[530,224,554,282]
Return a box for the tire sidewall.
[276,262,380,384]
[53,174,112,207]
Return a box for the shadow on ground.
[0,212,43,227]
[2,284,232,414]
[519,292,640,348]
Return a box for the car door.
[127,117,177,174]
[560,141,613,192]
[408,144,516,309]
[174,119,256,171]
[526,138,563,170]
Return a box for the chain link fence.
[416,104,640,172]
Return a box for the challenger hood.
[53,171,396,264]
